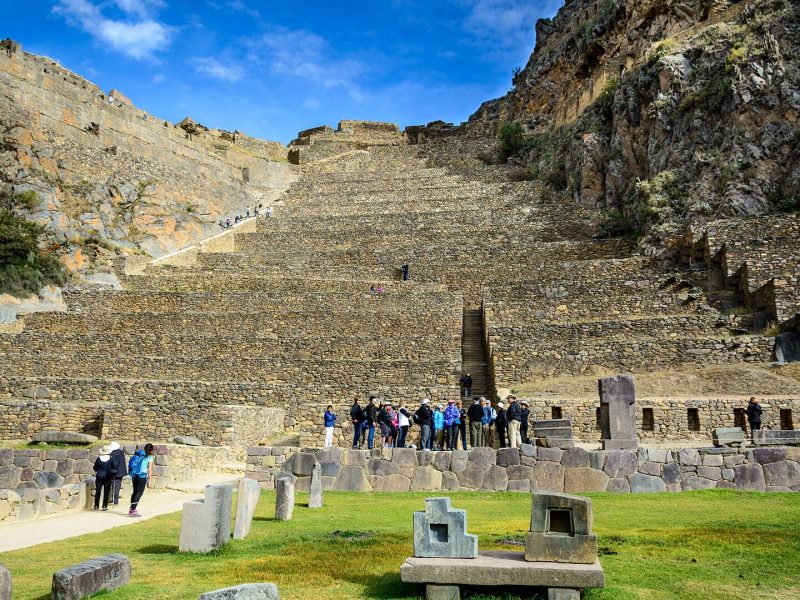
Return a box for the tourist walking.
[506,395,522,448]
[458,400,468,449]
[520,401,530,445]
[350,397,365,449]
[481,397,494,447]
[495,402,508,448]
[433,404,445,450]
[444,399,460,451]
[398,402,411,447]
[128,443,155,517]
[467,397,484,448]
[92,445,113,511]
[460,373,473,397]
[747,396,763,439]
[109,441,127,506]
[415,399,433,450]
[365,396,379,449]
[402,263,410,281]
[323,404,337,448]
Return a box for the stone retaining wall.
[245,445,800,493]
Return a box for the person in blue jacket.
[323,405,337,448]
[433,404,445,450]
[444,399,461,450]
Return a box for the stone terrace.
[1,128,798,447]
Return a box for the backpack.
[128,450,146,477]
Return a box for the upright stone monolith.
[275,477,295,521]
[308,462,323,508]
[1,564,11,600]
[179,484,233,553]
[233,478,261,540]
[599,375,639,450]
[413,497,478,558]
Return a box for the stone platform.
[400,551,604,589]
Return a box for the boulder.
[449,451,469,474]
[173,436,202,446]
[367,459,399,476]
[391,448,417,468]
[678,449,701,466]
[752,448,786,465]
[21,385,52,399]
[432,452,452,472]
[198,583,280,600]
[662,462,681,485]
[456,463,485,490]
[51,554,131,600]
[285,452,316,477]
[32,432,97,444]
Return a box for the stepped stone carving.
[413,497,478,558]
[599,375,639,451]
[179,484,233,553]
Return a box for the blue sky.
[2,1,563,144]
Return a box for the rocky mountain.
[418,0,799,253]
[0,40,294,286]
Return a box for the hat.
[507,394,517,400]
[108,441,120,451]
[384,400,391,406]
[521,401,528,406]
[421,399,430,404]
[99,445,112,456]
[497,402,504,408]
[448,399,456,403]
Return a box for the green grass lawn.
[2,490,799,599]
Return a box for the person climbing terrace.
[402,263,410,281]
[460,373,473,397]
[350,396,365,449]
[467,396,484,447]
[747,396,763,440]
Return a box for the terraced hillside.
[1,127,799,447]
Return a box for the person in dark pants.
[747,396,763,439]
[520,401,530,445]
[467,397,484,447]
[460,374,473,397]
[414,399,433,450]
[109,441,127,506]
[92,445,113,511]
[402,264,409,281]
[350,397,365,449]
[128,443,155,518]
[364,396,379,449]
[457,400,468,449]
[495,402,508,448]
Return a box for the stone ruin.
[413,497,477,559]
[51,554,131,600]
[179,484,233,553]
[233,478,261,540]
[599,374,639,451]
[274,477,295,521]
[198,583,280,600]
[532,419,575,448]
[401,494,603,600]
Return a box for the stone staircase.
[460,309,492,399]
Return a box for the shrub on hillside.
[0,209,67,297]
[498,121,525,161]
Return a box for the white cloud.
[302,98,321,110]
[248,28,366,101]
[152,73,165,83]
[462,0,562,49]
[53,0,174,60]
[192,56,244,82]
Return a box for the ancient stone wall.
[246,445,800,493]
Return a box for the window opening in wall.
[551,406,562,419]
[595,407,602,430]
[687,408,700,432]
[642,408,654,431]
[734,408,747,431]
[780,409,794,430]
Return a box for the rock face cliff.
[0,42,295,277]
[424,0,799,251]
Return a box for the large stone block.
[285,452,316,477]
[752,448,786,464]
[0,564,10,600]
[496,448,520,467]
[426,584,460,600]
[662,462,681,485]
[482,465,508,491]
[34,471,65,489]
[606,478,630,493]
[628,473,666,493]
[308,462,323,509]
[392,448,417,468]
[681,476,716,491]
[753,430,800,446]
[413,497,477,558]
[712,428,745,448]
[456,463,485,490]
[233,478,261,540]
[526,493,597,564]
[412,467,443,491]
[179,484,233,553]
[564,468,609,493]
[532,462,565,493]
[598,374,638,450]
[0,466,21,489]
[198,583,280,600]
[449,451,468,474]
[467,447,496,469]
[51,554,131,600]
[602,451,637,478]
[274,477,295,521]
[33,432,97,444]
[374,474,411,492]
[433,452,452,472]
[762,461,800,488]
[367,459,399,476]
[332,466,372,492]
[561,448,590,468]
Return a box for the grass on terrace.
[2,490,799,600]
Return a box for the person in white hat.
[495,401,508,448]
[92,445,114,511]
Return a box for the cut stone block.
[526,492,597,564]
[198,582,280,599]
[233,478,261,540]
[0,564,10,600]
[179,484,233,553]
[400,551,604,588]
[549,589,580,600]
[275,477,295,521]
[413,497,477,558]
[51,554,131,600]
[426,584,460,600]
[598,375,638,450]
[308,462,323,509]
[173,436,203,446]
[753,430,800,446]
[712,428,745,448]
[32,432,97,444]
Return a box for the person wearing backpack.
[92,445,114,511]
[128,443,155,517]
[108,441,127,506]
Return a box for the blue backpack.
[128,450,147,477]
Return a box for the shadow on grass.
[137,544,178,554]
[358,572,420,599]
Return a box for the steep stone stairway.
[460,309,492,399]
